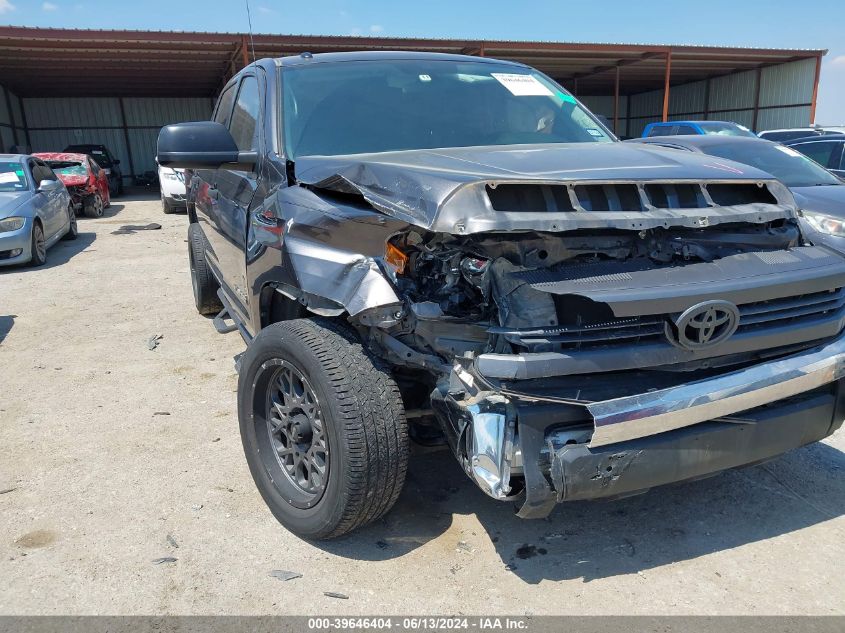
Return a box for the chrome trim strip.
[586,335,845,448]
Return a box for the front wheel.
[238,318,409,540]
[62,204,78,240]
[29,222,47,266]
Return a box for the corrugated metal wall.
[616,58,816,138]
[22,96,214,182]
[0,82,27,153]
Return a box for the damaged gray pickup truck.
[158,52,845,539]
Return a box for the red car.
[34,152,110,218]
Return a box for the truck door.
[213,74,262,318]
[193,83,237,295]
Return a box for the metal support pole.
[703,76,711,119]
[662,52,672,122]
[752,66,763,132]
[118,97,136,186]
[613,65,620,135]
[809,54,822,124]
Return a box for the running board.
[212,308,238,334]
[214,289,253,344]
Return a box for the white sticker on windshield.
[0,172,20,184]
[419,74,432,82]
[491,73,554,97]
[586,128,604,137]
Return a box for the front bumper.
[433,334,845,518]
[0,218,33,266]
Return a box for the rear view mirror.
[157,121,256,171]
[37,179,63,192]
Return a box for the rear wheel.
[29,222,47,266]
[83,194,104,218]
[62,204,78,240]
[238,318,409,540]
[188,223,222,315]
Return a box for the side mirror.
[37,179,62,193]
[157,121,257,171]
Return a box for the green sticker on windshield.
[557,91,577,104]
[15,170,24,177]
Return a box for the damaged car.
[158,52,845,539]
[34,152,110,218]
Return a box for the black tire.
[238,318,409,540]
[83,194,104,218]
[29,222,47,266]
[162,195,176,214]
[188,223,222,315]
[62,204,78,240]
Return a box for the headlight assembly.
[802,210,845,237]
[0,217,25,232]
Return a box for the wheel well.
[260,286,308,328]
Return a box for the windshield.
[282,59,614,158]
[46,161,87,178]
[0,161,28,192]
[705,141,841,187]
[700,122,756,137]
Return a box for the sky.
[1,0,843,123]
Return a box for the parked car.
[758,126,845,143]
[629,134,845,246]
[62,144,123,196]
[159,52,845,540]
[157,162,187,214]
[0,154,77,267]
[642,120,756,138]
[785,134,845,178]
[34,152,110,218]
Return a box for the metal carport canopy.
[0,26,826,119]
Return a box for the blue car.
[0,154,77,267]
[642,120,757,138]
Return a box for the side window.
[213,84,237,127]
[27,160,39,185]
[229,76,261,151]
[31,160,56,184]
[839,144,845,170]
[797,142,837,168]
[648,125,674,137]
[675,125,697,135]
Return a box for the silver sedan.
[0,154,77,267]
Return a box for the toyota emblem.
[666,300,740,350]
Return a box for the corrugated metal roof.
[0,25,826,98]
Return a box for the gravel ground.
[0,192,844,615]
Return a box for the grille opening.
[645,183,708,209]
[707,183,777,206]
[574,184,644,212]
[486,184,574,212]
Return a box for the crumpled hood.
[294,142,794,233]
[0,191,33,219]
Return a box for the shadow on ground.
[0,314,15,344]
[318,439,845,584]
[0,232,96,273]
[115,187,161,203]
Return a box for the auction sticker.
[491,73,553,96]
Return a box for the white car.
[157,163,186,214]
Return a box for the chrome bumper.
[587,335,845,447]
